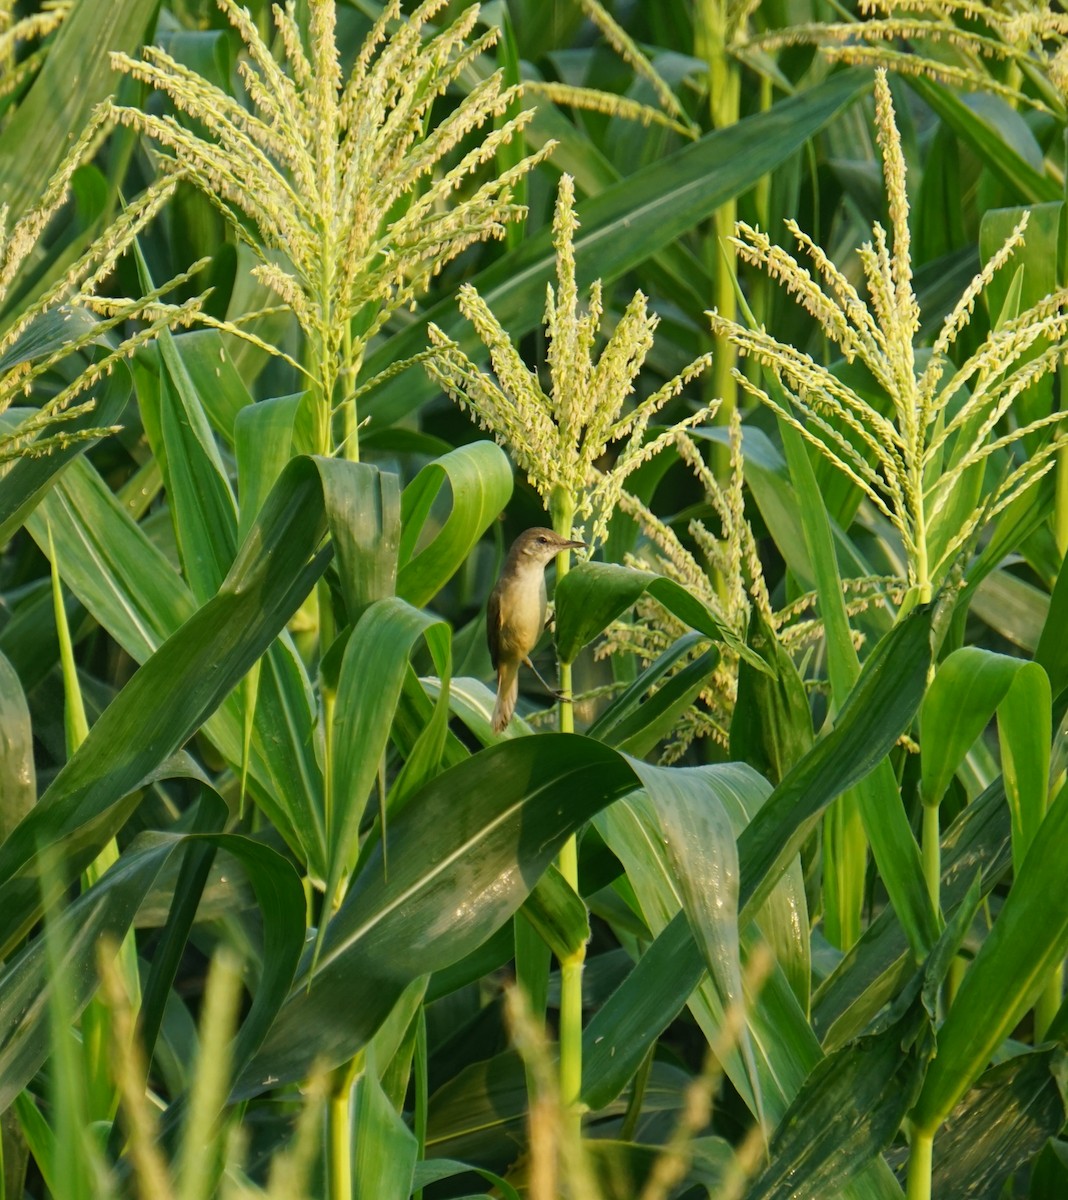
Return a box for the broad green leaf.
[397,441,513,608]
[744,1002,929,1200]
[364,70,871,426]
[587,634,720,758]
[164,330,255,445]
[778,417,938,958]
[906,77,1058,206]
[911,780,1068,1133]
[236,735,642,1095]
[554,560,762,669]
[320,597,452,954]
[920,647,1031,808]
[920,647,1051,871]
[814,779,1012,1052]
[0,309,98,373]
[581,911,703,1111]
[0,650,34,841]
[730,604,814,785]
[596,774,791,1122]
[595,785,905,1197]
[628,760,763,1124]
[135,793,227,1076]
[1031,1139,1068,1200]
[744,881,979,1200]
[322,459,401,621]
[585,605,936,1113]
[0,0,159,221]
[737,604,934,925]
[353,1064,418,1200]
[996,665,1051,871]
[519,865,589,963]
[0,820,304,1113]
[154,331,240,604]
[929,1048,1068,1200]
[22,452,378,876]
[0,456,337,953]
[235,396,301,541]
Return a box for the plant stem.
[327,1089,352,1200]
[327,1055,363,1200]
[921,803,941,914]
[551,494,584,1140]
[696,0,741,477]
[906,1126,934,1200]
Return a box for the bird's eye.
[538,535,549,544]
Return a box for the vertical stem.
[696,0,741,477]
[327,1089,352,1200]
[906,1126,934,1200]
[551,494,584,1139]
[327,1054,363,1200]
[922,803,941,914]
[413,1012,428,1200]
[340,321,362,464]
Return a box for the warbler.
[487,527,585,732]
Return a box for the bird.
[487,527,586,732]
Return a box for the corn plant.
[1,3,1067,1200]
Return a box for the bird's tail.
[492,661,520,733]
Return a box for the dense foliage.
[2,1,1068,1198]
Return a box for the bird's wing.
[486,581,503,671]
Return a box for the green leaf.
[0,650,35,842]
[929,1048,1068,1200]
[163,330,254,445]
[353,1063,418,1200]
[629,759,763,1124]
[920,647,1051,871]
[319,458,401,621]
[906,77,1059,206]
[0,0,160,221]
[920,647,1030,808]
[397,441,513,608]
[777,416,937,958]
[744,1003,929,1200]
[236,735,641,1095]
[911,780,1068,1133]
[586,634,720,758]
[154,329,239,604]
[581,911,703,1112]
[554,560,763,669]
[0,820,304,1112]
[234,395,300,542]
[730,604,814,785]
[814,779,1012,1052]
[364,70,871,426]
[22,452,372,876]
[519,864,589,963]
[737,605,934,925]
[320,597,452,956]
[0,456,337,953]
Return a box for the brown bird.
[487,527,586,732]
